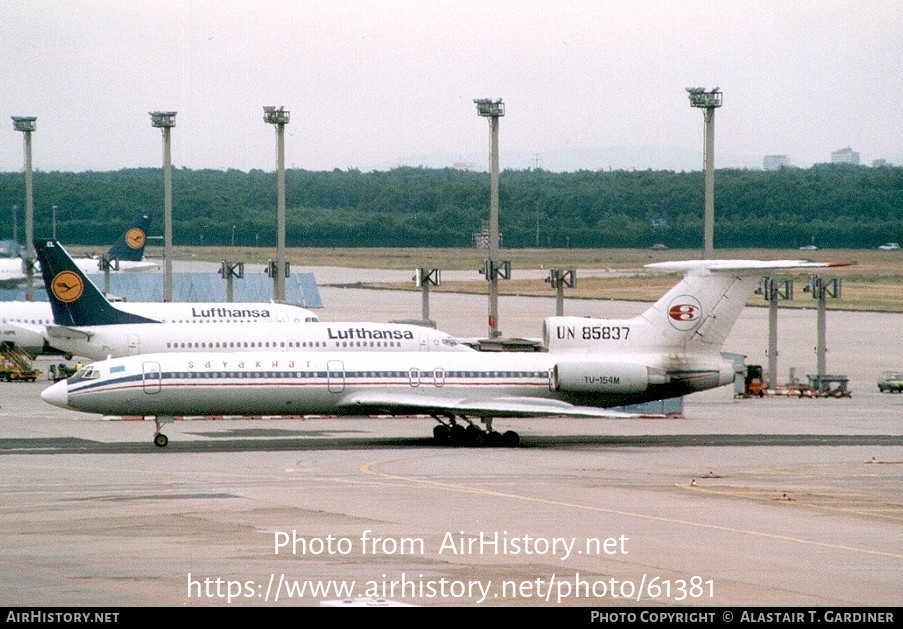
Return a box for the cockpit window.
[72,366,100,381]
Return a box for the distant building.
[471,220,502,249]
[453,161,483,172]
[872,159,891,168]
[831,147,860,165]
[763,155,789,171]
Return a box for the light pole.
[12,204,18,242]
[52,204,58,240]
[414,267,441,323]
[12,116,36,301]
[150,111,177,302]
[232,225,236,246]
[546,268,576,316]
[806,276,842,392]
[474,98,507,338]
[687,87,722,259]
[264,106,289,302]
[758,277,793,390]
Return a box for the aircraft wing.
[6,321,46,336]
[336,391,660,419]
[117,260,160,272]
[45,324,95,340]
[0,321,46,343]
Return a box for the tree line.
[0,164,900,249]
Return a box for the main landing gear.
[431,415,520,448]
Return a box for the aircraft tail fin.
[34,240,158,326]
[544,259,845,353]
[639,260,845,352]
[106,214,152,262]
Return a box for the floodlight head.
[149,111,177,128]
[687,87,722,109]
[11,116,37,132]
[263,106,290,125]
[474,98,505,118]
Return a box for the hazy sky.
[1,1,900,173]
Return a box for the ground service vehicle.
[877,371,903,393]
[1,342,42,382]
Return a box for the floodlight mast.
[150,111,177,302]
[12,116,37,301]
[807,276,841,391]
[759,277,793,390]
[264,106,290,302]
[686,87,722,259]
[474,98,505,338]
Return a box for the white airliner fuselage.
[44,320,473,360]
[42,348,727,417]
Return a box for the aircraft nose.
[41,380,69,409]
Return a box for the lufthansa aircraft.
[0,296,321,358]
[30,240,472,361]
[1,240,320,357]
[41,259,840,448]
[0,214,157,290]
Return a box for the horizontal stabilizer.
[646,259,850,274]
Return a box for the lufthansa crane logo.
[51,271,84,303]
[125,228,146,249]
[667,295,702,331]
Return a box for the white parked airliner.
[2,237,320,357]
[26,240,471,361]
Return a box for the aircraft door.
[327,360,344,392]
[142,361,162,394]
[127,334,140,356]
[418,333,430,351]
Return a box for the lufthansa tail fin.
[106,214,152,262]
[34,240,158,326]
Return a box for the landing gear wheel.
[153,433,169,448]
[449,424,467,446]
[432,424,450,444]
[464,424,485,447]
[484,431,503,447]
[501,431,520,448]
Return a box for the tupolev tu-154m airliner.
[27,240,473,361]
[41,259,843,448]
